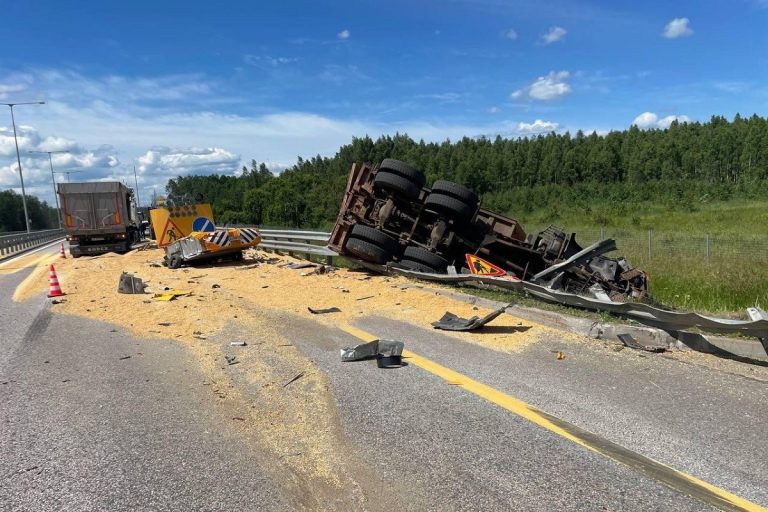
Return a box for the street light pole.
[29,150,69,229]
[2,101,45,232]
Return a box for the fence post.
[706,233,710,264]
[648,229,653,260]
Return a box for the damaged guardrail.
[0,229,64,259]
[231,226,768,355]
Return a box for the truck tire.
[168,254,183,269]
[345,238,391,265]
[424,193,474,221]
[379,159,426,189]
[373,172,420,201]
[396,258,443,274]
[402,246,449,271]
[430,180,478,206]
[349,224,400,255]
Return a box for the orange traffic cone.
[47,264,65,297]
[59,242,66,259]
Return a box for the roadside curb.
[399,283,768,361]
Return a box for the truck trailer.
[328,159,649,302]
[58,182,141,257]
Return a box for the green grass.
[519,199,768,314]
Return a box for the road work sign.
[150,204,215,247]
[465,254,506,277]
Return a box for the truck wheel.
[396,259,441,274]
[344,238,391,265]
[403,246,449,271]
[424,193,474,221]
[430,180,478,206]
[168,254,183,269]
[379,159,426,189]
[349,224,400,255]
[373,172,420,200]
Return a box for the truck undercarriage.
[328,159,649,302]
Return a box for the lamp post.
[29,150,69,229]
[2,101,45,232]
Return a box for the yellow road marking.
[340,324,767,512]
[12,254,59,301]
[0,252,55,275]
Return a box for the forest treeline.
[166,114,768,229]
[0,190,59,232]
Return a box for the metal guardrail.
[0,229,64,258]
[231,228,338,262]
[239,226,768,351]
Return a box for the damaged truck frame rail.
[327,159,768,352]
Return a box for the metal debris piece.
[283,372,305,387]
[230,340,247,347]
[431,304,509,331]
[307,306,341,314]
[117,272,148,294]
[225,355,239,365]
[153,289,191,301]
[617,333,666,353]
[284,262,316,270]
[119,356,131,360]
[356,295,375,301]
[211,284,221,289]
[340,339,405,368]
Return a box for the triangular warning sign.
[465,254,506,277]
[159,217,184,247]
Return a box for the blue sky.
[1,0,767,205]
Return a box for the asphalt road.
[1,244,766,511]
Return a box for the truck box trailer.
[58,181,141,257]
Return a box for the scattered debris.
[617,333,666,353]
[148,261,162,268]
[230,340,247,347]
[158,322,171,327]
[333,286,350,293]
[232,417,246,421]
[307,306,341,315]
[341,339,405,368]
[556,351,566,360]
[212,284,221,289]
[119,355,132,360]
[356,295,375,301]
[117,272,148,294]
[431,304,509,331]
[283,372,305,387]
[237,263,259,270]
[225,355,239,365]
[261,285,269,289]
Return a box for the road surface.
[1,243,766,511]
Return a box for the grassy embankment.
[520,199,768,314]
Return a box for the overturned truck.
[329,159,648,302]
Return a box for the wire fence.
[532,227,768,267]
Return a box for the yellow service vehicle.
[163,228,261,268]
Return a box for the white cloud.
[540,26,567,44]
[337,29,350,40]
[487,106,500,114]
[511,70,571,101]
[243,55,298,67]
[504,29,518,40]
[137,146,240,176]
[632,112,690,129]
[0,124,120,199]
[662,18,693,39]
[517,119,560,134]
